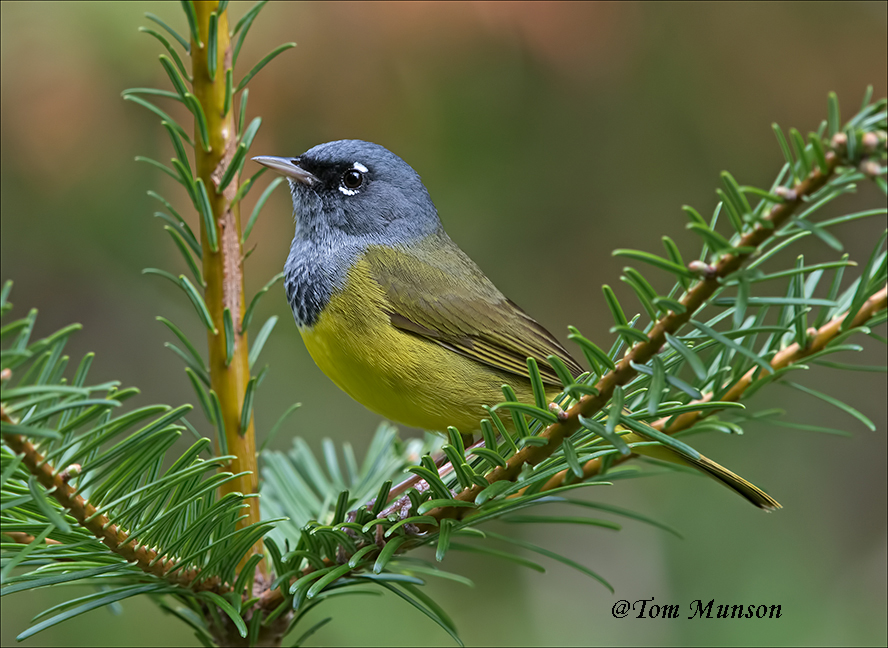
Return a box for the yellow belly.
[299,257,537,434]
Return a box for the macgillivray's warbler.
[253,140,780,510]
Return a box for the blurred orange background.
[1,2,886,646]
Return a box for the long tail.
[686,453,781,511]
[626,434,782,511]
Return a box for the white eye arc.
[339,163,367,196]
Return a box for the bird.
[253,140,780,510]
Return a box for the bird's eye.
[342,169,363,190]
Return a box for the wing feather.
[363,236,584,387]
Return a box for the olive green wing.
[363,237,584,387]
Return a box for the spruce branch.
[190,1,261,550]
[1,406,228,593]
[424,152,843,522]
[255,119,885,615]
[1,296,284,643]
[255,100,885,615]
[1,531,61,547]
[535,284,888,492]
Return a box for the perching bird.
[253,140,780,510]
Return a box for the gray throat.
[283,230,361,329]
[283,219,441,329]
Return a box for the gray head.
[253,140,442,244]
[253,140,446,327]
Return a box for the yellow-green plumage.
[300,244,780,510]
[299,238,570,434]
[255,140,780,510]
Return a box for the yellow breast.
[298,255,536,434]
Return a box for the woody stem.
[191,1,262,562]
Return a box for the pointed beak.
[252,156,318,186]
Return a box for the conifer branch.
[256,143,884,613]
[191,1,262,554]
[1,532,61,547]
[426,152,843,522]
[535,284,888,491]
[1,406,229,593]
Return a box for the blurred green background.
[1,2,886,646]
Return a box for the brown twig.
[534,284,887,492]
[1,407,228,593]
[2,532,61,547]
[423,152,841,522]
